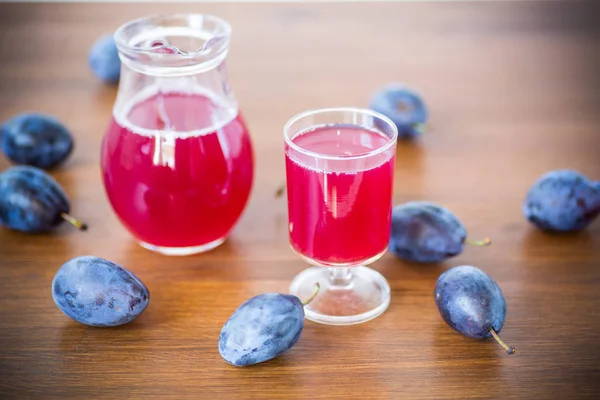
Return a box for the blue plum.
[219,291,311,367]
[52,256,150,327]
[523,169,600,232]
[0,166,86,233]
[1,113,73,169]
[89,34,121,84]
[389,201,489,263]
[369,84,428,139]
[435,265,514,354]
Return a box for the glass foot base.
[139,236,226,256]
[289,266,391,326]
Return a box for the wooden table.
[1,2,599,399]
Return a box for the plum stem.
[301,283,320,306]
[275,182,286,198]
[61,212,88,231]
[465,237,492,246]
[489,328,515,355]
[412,122,426,134]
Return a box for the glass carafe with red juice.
[101,14,254,255]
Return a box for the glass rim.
[283,107,398,161]
[114,13,232,56]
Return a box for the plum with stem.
[434,265,515,355]
[219,283,320,366]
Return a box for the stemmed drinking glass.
[283,107,398,325]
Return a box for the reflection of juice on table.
[101,92,254,248]
[285,125,395,265]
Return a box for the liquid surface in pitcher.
[285,125,394,265]
[101,90,253,248]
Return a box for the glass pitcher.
[101,14,254,256]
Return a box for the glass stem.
[328,267,353,288]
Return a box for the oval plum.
[52,256,149,327]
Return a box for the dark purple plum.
[0,166,86,233]
[434,265,515,354]
[369,84,428,139]
[0,113,73,169]
[89,34,121,84]
[389,201,490,263]
[52,256,150,327]
[219,285,319,367]
[523,169,600,232]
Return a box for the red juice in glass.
[101,92,253,252]
[285,125,395,265]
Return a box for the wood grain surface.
[1,2,599,399]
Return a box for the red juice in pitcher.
[101,92,253,251]
[285,125,394,265]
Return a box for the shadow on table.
[56,317,150,360]
[521,225,598,249]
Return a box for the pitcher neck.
[112,13,238,119]
[114,13,231,77]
